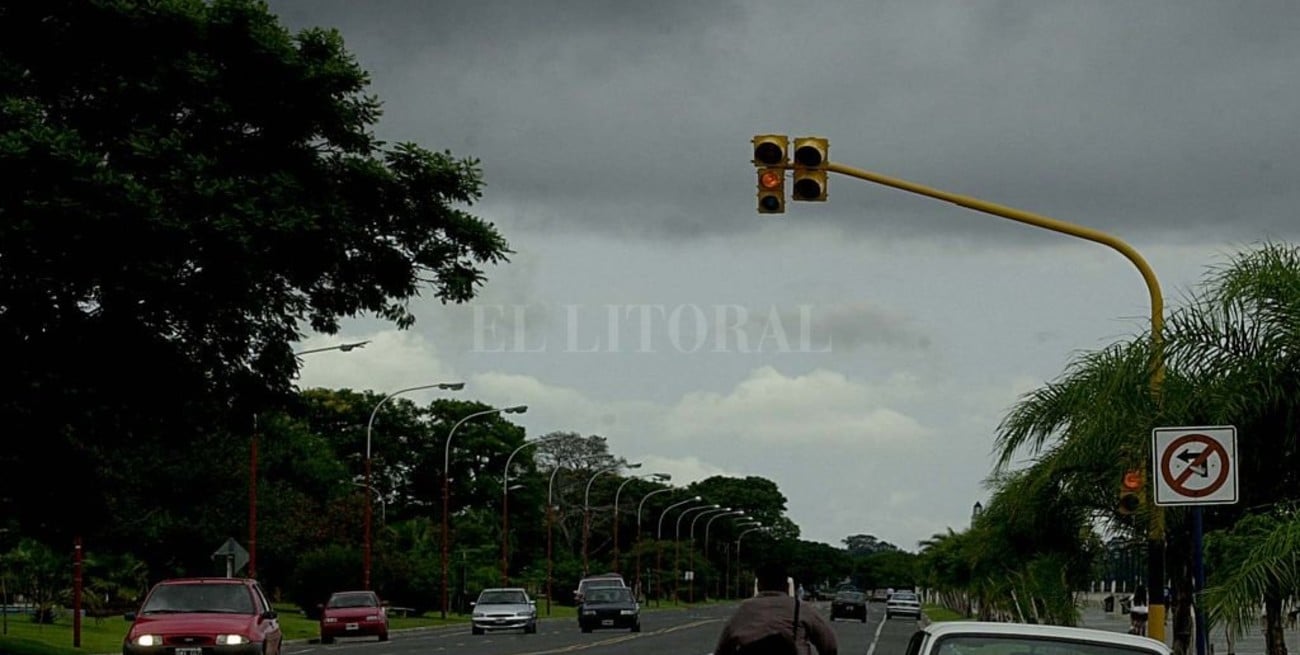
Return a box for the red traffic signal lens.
[760,170,783,189]
[794,145,824,168]
[754,142,785,166]
[1122,470,1143,490]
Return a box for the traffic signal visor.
[752,134,789,167]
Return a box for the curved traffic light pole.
[821,159,1168,641]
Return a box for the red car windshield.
[327,593,378,608]
[142,583,256,614]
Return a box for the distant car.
[903,621,1170,655]
[471,588,537,635]
[123,577,282,655]
[870,589,890,603]
[319,590,388,643]
[886,590,923,620]
[830,590,867,622]
[578,586,640,633]
[574,573,627,604]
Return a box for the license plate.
[601,619,614,626]
[176,649,202,655]
[346,622,359,630]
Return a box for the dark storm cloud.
[266,1,1300,244]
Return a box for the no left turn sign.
[1151,426,1238,506]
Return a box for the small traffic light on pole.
[791,136,828,202]
[1118,469,1143,515]
[752,134,788,214]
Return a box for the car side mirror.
[124,612,136,622]
[316,603,324,609]
[261,610,278,620]
[529,600,536,606]
[469,601,476,608]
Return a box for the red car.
[319,591,388,643]
[123,578,282,655]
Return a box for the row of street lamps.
[251,349,771,614]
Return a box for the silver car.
[470,588,537,635]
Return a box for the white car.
[886,590,923,620]
[470,588,537,635]
[904,621,1170,655]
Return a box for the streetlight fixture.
[736,525,769,598]
[500,434,565,586]
[362,381,464,589]
[611,473,669,575]
[542,455,603,615]
[972,501,984,519]
[441,404,528,618]
[634,486,677,599]
[674,504,720,604]
[583,462,642,576]
[702,510,746,600]
[248,340,370,580]
[688,507,734,602]
[656,496,703,604]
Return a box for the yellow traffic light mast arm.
[824,161,1164,362]
[823,158,1169,641]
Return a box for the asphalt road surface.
[286,600,921,655]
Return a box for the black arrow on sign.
[1177,449,1207,477]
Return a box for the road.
[286,600,919,655]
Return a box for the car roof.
[923,621,1171,653]
[479,587,528,593]
[156,578,252,585]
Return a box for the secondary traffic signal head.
[1118,469,1143,515]
[752,135,789,214]
[791,136,828,202]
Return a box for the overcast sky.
[268,0,1300,551]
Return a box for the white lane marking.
[866,612,888,655]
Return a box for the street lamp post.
[249,340,369,580]
[350,482,385,524]
[674,504,719,604]
[723,520,760,598]
[736,526,767,598]
[500,434,565,586]
[611,473,669,575]
[702,510,746,599]
[656,496,702,605]
[583,462,641,576]
[635,487,677,598]
[441,404,528,619]
[688,507,732,602]
[363,381,464,590]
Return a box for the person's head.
[754,563,789,593]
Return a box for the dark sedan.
[578,587,640,633]
[830,590,867,622]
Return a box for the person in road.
[714,563,838,655]
[1129,585,1149,636]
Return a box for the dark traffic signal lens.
[794,145,823,168]
[754,142,784,166]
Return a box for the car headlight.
[582,610,596,616]
[216,635,247,645]
[133,635,159,647]
[620,609,636,615]
[365,615,379,621]
[323,617,338,623]
[472,612,485,619]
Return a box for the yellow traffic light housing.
[1118,469,1143,515]
[757,168,785,214]
[752,135,789,214]
[791,136,828,202]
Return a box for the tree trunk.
[1264,594,1287,655]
